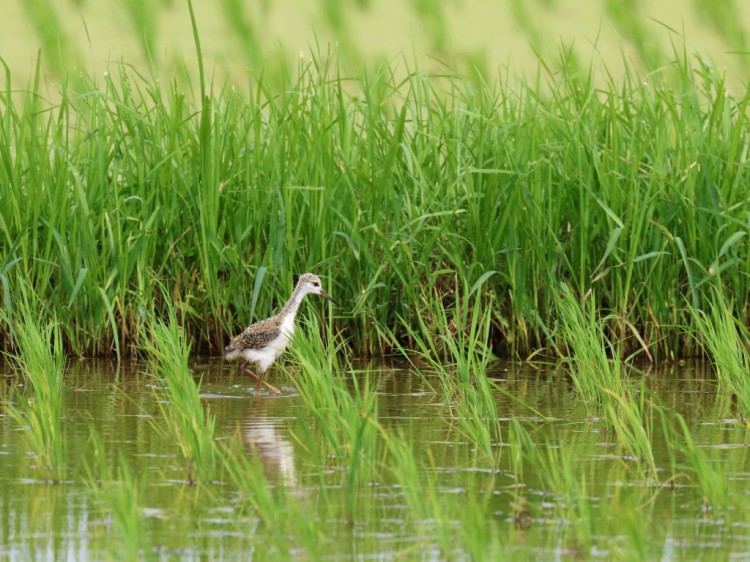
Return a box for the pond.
[0,359,747,560]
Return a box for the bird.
[224,273,339,395]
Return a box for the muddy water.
[0,359,746,560]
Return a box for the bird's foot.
[259,382,281,396]
[243,368,281,395]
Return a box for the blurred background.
[1,0,749,89]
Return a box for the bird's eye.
[313,281,320,287]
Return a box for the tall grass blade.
[140,296,217,483]
[2,290,66,482]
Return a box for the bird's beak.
[320,290,340,306]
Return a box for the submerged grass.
[140,297,217,483]
[508,419,599,554]
[86,428,152,562]
[284,314,383,500]
[2,292,66,481]
[691,291,750,418]
[554,284,656,471]
[1,45,749,360]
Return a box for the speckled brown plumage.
[225,315,282,353]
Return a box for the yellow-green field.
[2,0,749,89]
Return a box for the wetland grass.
[140,301,217,484]
[553,285,733,518]
[255,313,504,557]
[691,293,750,418]
[556,283,732,514]
[1,46,750,360]
[5,5,750,558]
[554,284,656,471]
[285,315,382,494]
[508,419,659,560]
[671,413,728,513]
[391,275,513,455]
[393,273,496,395]
[216,433,318,556]
[86,428,152,562]
[2,297,66,482]
[379,428,458,556]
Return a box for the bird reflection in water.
[241,408,297,488]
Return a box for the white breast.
[279,314,296,342]
[241,315,296,373]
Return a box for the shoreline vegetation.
[1,47,749,361]
[5,3,750,558]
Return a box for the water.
[0,359,747,560]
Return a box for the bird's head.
[296,273,339,305]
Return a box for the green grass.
[284,314,382,504]
[0,46,750,357]
[508,419,602,555]
[388,273,512,454]
[2,289,66,481]
[505,415,725,560]
[3,5,750,558]
[671,411,728,512]
[554,284,657,471]
[217,431,321,557]
[140,296,217,483]
[2,44,749,361]
[691,290,750,418]
[85,428,153,561]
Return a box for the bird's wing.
[228,317,280,351]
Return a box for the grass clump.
[391,273,511,455]
[394,272,497,394]
[140,300,217,484]
[2,294,66,482]
[285,315,382,495]
[1,49,750,360]
[691,292,750,419]
[85,428,153,562]
[509,419,599,554]
[554,284,656,472]
[670,413,728,513]
[218,433,325,558]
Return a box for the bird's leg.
[255,369,281,396]
[241,364,281,395]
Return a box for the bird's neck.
[279,283,306,321]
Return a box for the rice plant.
[380,428,456,556]
[554,284,656,471]
[218,430,323,557]
[85,428,152,562]
[2,292,66,482]
[285,314,382,499]
[1,45,749,360]
[670,412,728,514]
[508,419,598,556]
[140,298,217,484]
[691,292,750,418]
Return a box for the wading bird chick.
[224,273,338,395]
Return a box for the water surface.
[0,359,746,560]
